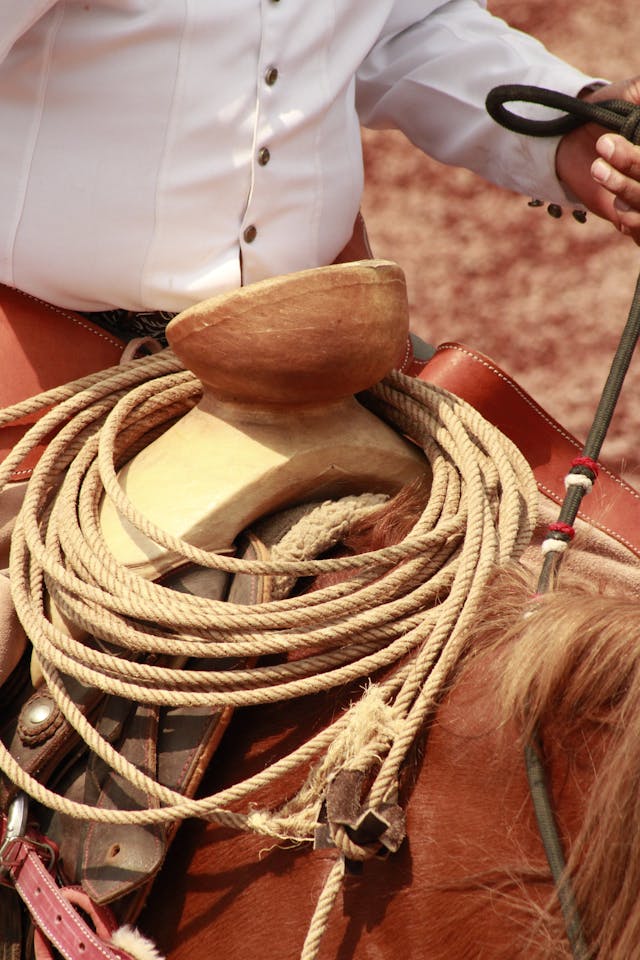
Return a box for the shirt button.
[265,66,279,86]
[243,225,257,243]
[257,147,271,166]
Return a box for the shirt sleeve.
[0,1,59,64]
[356,0,601,204]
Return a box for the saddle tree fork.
[98,259,426,579]
[40,259,427,689]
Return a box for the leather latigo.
[0,285,124,483]
[0,522,285,926]
[0,596,232,922]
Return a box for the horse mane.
[474,565,640,959]
[342,475,433,552]
[312,477,640,956]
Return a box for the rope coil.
[0,350,538,830]
[0,350,539,959]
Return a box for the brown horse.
[139,486,640,960]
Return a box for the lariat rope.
[487,83,640,960]
[0,347,538,956]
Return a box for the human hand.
[555,77,640,244]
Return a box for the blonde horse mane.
[474,565,640,959]
[335,477,640,957]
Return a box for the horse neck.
[482,571,640,959]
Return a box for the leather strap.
[0,285,125,483]
[32,887,123,960]
[0,681,103,812]
[1,829,128,960]
[418,342,640,557]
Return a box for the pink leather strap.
[32,886,123,960]
[418,342,640,558]
[4,832,128,960]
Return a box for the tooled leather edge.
[1,285,124,351]
[419,342,640,559]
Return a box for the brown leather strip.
[418,342,640,558]
[332,212,374,265]
[8,838,126,960]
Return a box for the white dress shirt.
[0,0,595,312]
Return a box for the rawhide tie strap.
[487,83,640,960]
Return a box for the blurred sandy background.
[361,0,640,479]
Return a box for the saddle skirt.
[0,284,125,485]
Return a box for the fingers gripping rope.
[486,85,640,579]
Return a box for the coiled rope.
[0,348,538,957]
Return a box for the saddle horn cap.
[166,260,409,406]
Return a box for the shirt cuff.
[517,74,609,207]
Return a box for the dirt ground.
[360,0,640,481]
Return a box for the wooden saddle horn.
[99,260,427,579]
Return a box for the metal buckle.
[0,793,29,877]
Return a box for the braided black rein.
[487,83,640,143]
[486,84,640,960]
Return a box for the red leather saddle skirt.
[418,342,640,558]
[0,285,124,483]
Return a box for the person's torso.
[0,0,399,311]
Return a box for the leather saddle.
[0,285,126,484]
[3,276,640,940]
